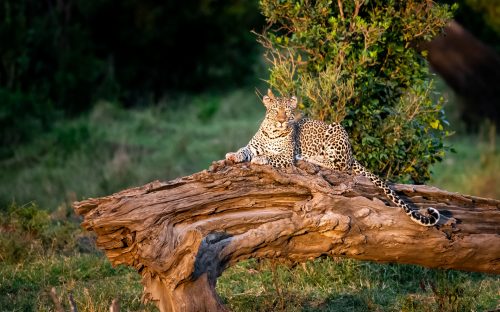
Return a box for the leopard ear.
[262,95,273,108]
[267,88,275,98]
[290,96,298,109]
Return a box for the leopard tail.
[352,160,439,226]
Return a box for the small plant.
[259,0,456,183]
[0,202,82,263]
[401,272,487,312]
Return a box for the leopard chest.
[251,130,294,156]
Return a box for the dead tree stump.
[73,160,500,312]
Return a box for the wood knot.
[354,208,371,218]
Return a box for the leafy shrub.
[259,0,455,183]
[0,202,82,263]
[0,89,57,158]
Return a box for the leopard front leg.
[225,146,253,163]
[250,155,269,165]
[251,154,293,168]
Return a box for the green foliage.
[430,134,500,199]
[195,95,221,122]
[0,254,155,311]
[0,202,82,263]
[0,0,262,157]
[445,0,500,52]
[259,0,454,183]
[0,91,265,211]
[464,0,500,35]
[0,89,56,158]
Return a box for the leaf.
[430,120,440,129]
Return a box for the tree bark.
[73,160,500,312]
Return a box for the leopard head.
[260,90,297,137]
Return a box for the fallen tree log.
[73,160,500,312]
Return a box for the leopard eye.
[267,109,277,117]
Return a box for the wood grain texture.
[73,160,500,312]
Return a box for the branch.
[73,161,500,312]
[50,287,64,312]
[337,0,345,21]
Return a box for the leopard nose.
[277,110,287,123]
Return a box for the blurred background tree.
[449,0,500,51]
[0,0,263,157]
[427,0,500,131]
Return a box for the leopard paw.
[251,156,269,165]
[225,152,242,163]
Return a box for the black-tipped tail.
[411,207,440,226]
[352,160,440,227]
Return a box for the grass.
[217,259,499,312]
[0,90,264,211]
[0,253,155,311]
[430,134,500,199]
[1,88,499,311]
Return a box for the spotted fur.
[226,92,440,226]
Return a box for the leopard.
[225,90,440,226]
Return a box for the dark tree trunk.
[425,21,500,130]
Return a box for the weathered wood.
[73,160,500,312]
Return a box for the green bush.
[0,202,81,263]
[259,0,455,183]
[0,89,57,158]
